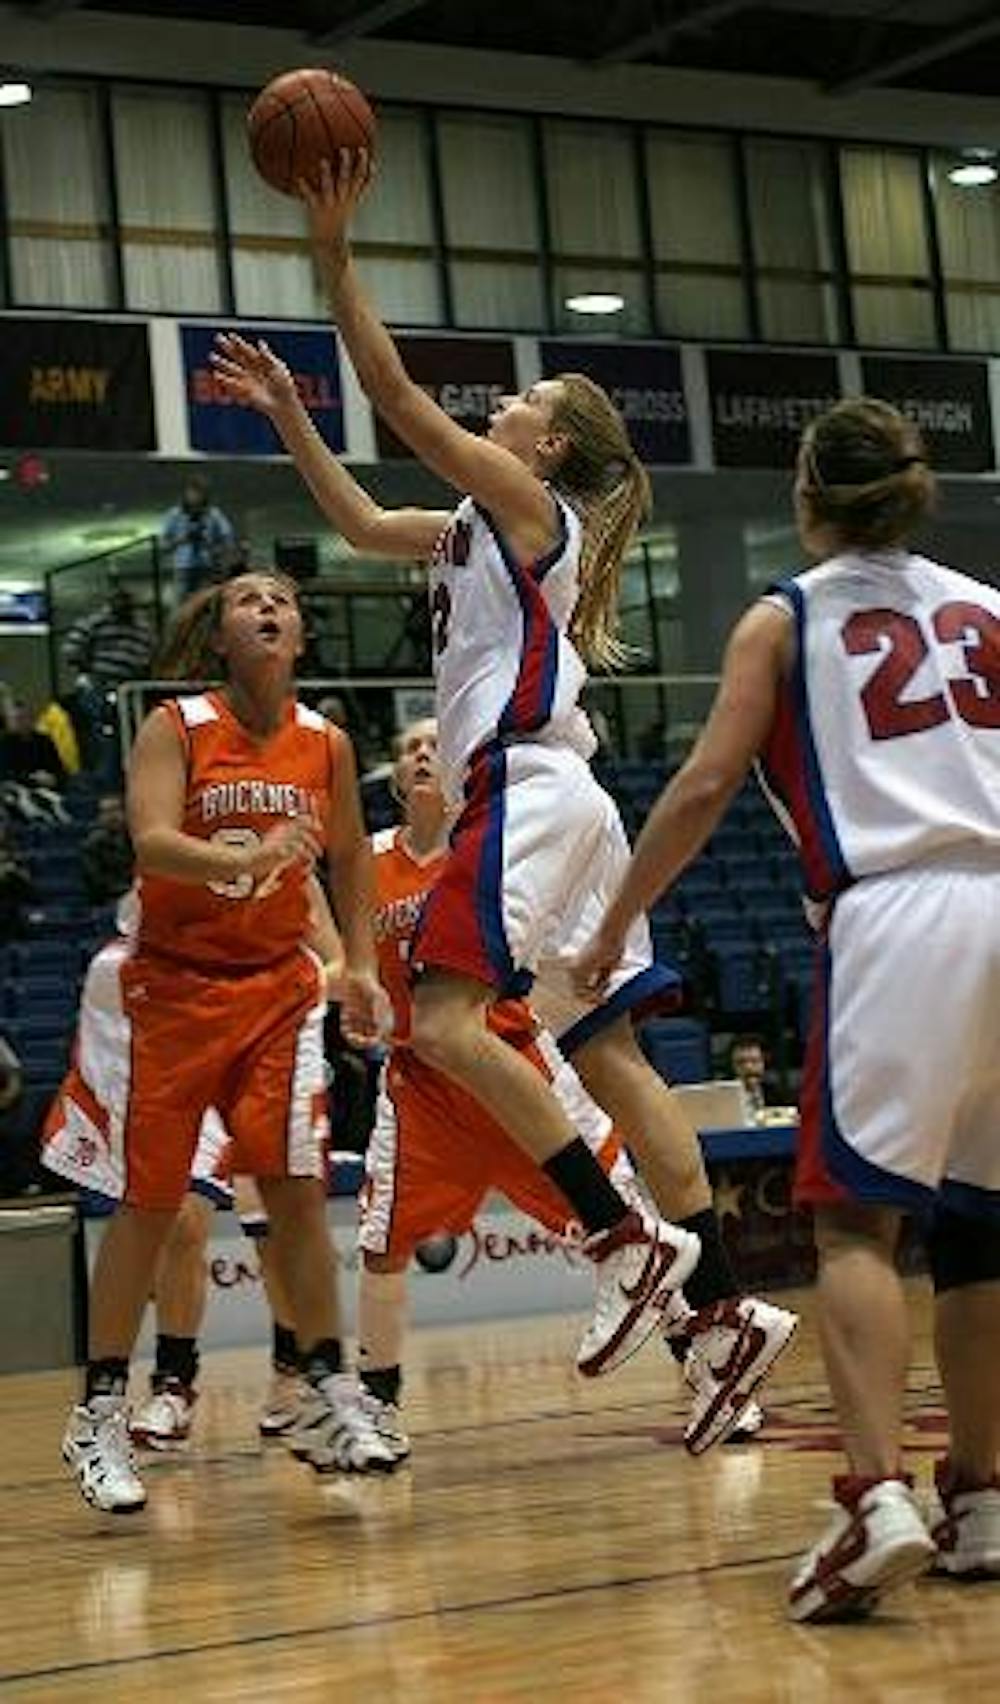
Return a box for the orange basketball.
[247,67,376,197]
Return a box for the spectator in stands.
[62,579,154,780]
[81,794,133,905]
[0,822,34,941]
[159,475,236,602]
[0,701,70,826]
[729,1033,777,1117]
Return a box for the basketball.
[246,67,376,198]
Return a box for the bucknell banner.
[707,348,840,469]
[182,323,345,455]
[0,316,154,450]
[374,336,517,459]
[540,339,690,466]
[859,355,993,474]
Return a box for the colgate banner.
[375,335,517,459]
[181,323,344,455]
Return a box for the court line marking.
[0,1542,803,1686]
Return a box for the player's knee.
[927,1206,1000,1293]
[813,1201,900,1259]
[168,1197,212,1257]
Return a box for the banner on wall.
[0,317,154,450]
[858,355,993,473]
[706,348,840,469]
[540,339,690,466]
[181,323,344,455]
[374,335,517,459]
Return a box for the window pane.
[935,169,1000,281]
[545,121,641,260]
[450,260,544,330]
[852,283,936,348]
[945,290,1000,353]
[759,280,839,343]
[222,91,318,319]
[352,110,434,245]
[113,87,222,312]
[3,84,115,307]
[656,272,747,340]
[646,133,741,264]
[747,139,833,270]
[355,255,440,327]
[841,148,929,276]
[439,113,539,251]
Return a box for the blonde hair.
[155,571,299,681]
[548,373,651,670]
[798,398,935,550]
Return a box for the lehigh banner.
[0,317,154,450]
[374,336,517,460]
[859,355,994,474]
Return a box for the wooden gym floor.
[0,1282,994,1701]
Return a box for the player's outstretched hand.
[572,922,626,1004]
[298,152,372,257]
[339,968,393,1050]
[210,333,298,417]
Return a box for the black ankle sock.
[153,1334,199,1390]
[664,1332,691,1365]
[301,1338,344,1384]
[679,1210,739,1312]
[543,1139,628,1235]
[85,1358,129,1402]
[360,1364,402,1406]
[272,1321,299,1375]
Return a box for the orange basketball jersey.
[371,825,535,1046]
[136,691,337,971]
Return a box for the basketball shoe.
[259,1369,307,1439]
[288,1372,399,1474]
[357,1385,412,1464]
[129,1378,197,1451]
[929,1459,1000,1578]
[679,1296,797,1453]
[789,1475,935,1623]
[63,1396,147,1513]
[576,1209,701,1378]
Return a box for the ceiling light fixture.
[565,292,625,316]
[0,81,32,108]
[948,151,998,188]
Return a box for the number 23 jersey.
[135,690,335,971]
[761,551,1000,900]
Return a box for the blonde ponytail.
[548,374,652,671]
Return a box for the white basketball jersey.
[760,550,1000,899]
[427,493,596,796]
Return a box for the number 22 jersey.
[761,551,1000,900]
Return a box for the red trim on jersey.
[793,945,850,1208]
[412,756,500,989]
[761,679,838,900]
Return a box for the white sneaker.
[62,1396,147,1513]
[259,1370,307,1439]
[789,1476,935,1623]
[288,1372,399,1475]
[681,1295,797,1454]
[358,1387,411,1463]
[929,1459,1000,1578]
[129,1379,196,1451]
[577,1210,701,1378]
[726,1399,765,1442]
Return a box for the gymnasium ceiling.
[15,0,1000,100]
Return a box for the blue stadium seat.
[4,976,79,1019]
[642,1017,711,1086]
[5,940,79,976]
[715,946,776,1016]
